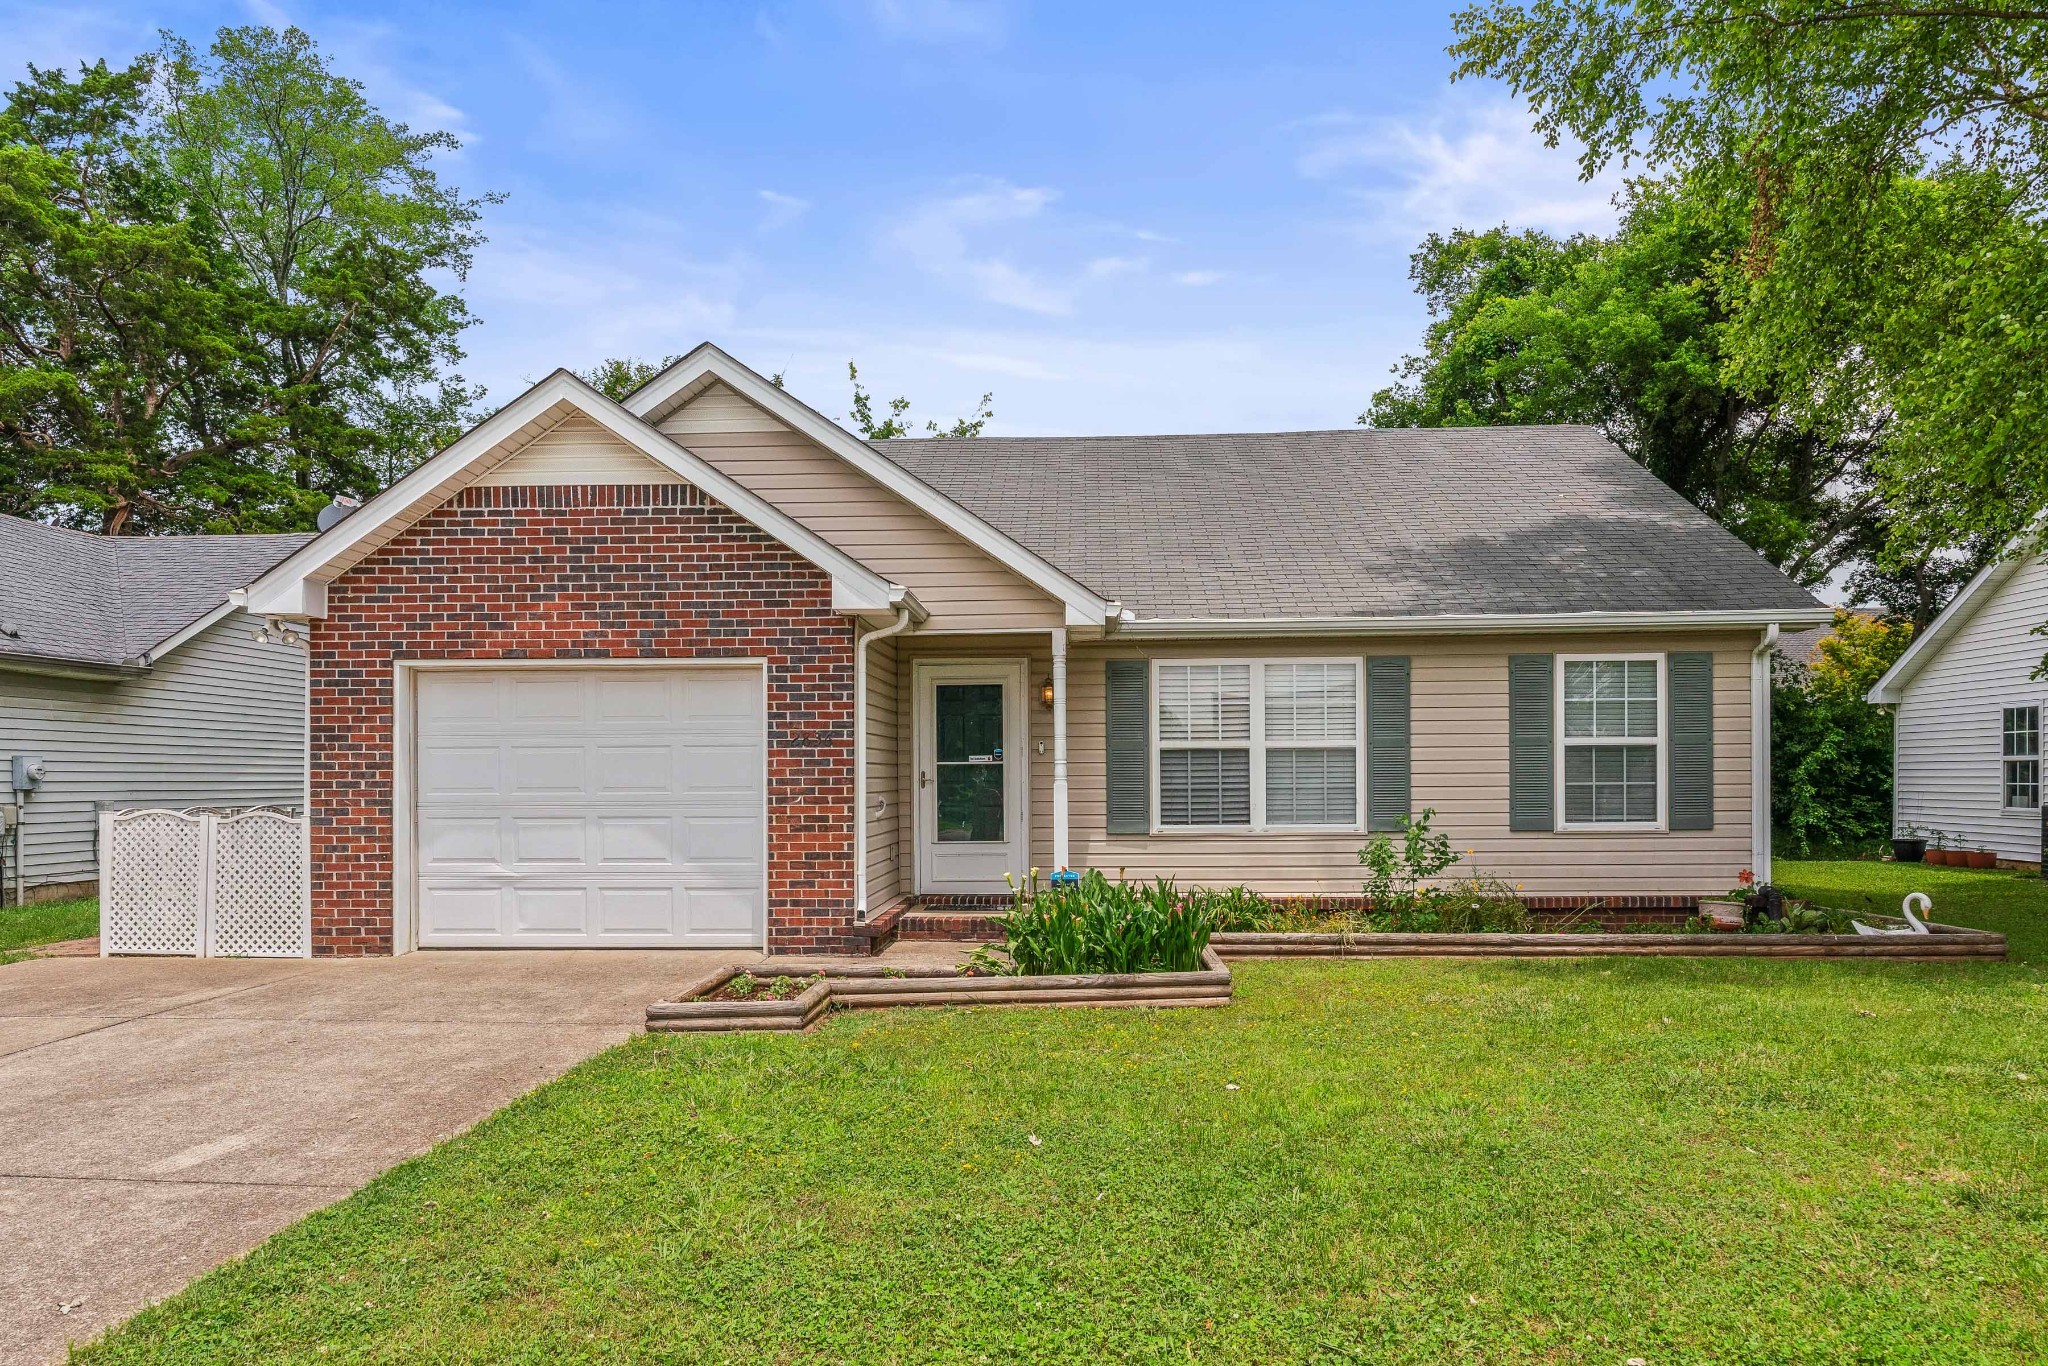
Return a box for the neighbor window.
[2005,706,2042,810]
[1559,656,1663,827]
[1155,660,1359,830]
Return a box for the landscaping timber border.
[646,948,1233,1033]
[1211,924,2006,962]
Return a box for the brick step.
[897,910,1005,942]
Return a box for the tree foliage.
[576,355,682,403]
[847,361,993,440]
[1772,610,1914,852]
[1449,0,2048,555]
[0,26,494,534]
[1366,176,1894,587]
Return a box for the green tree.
[0,58,246,532]
[1367,177,1888,587]
[576,355,682,403]
[1448,0,2048,560]
[847,361,992,440]
[154,25,498,526]
[1772,609,1914,853]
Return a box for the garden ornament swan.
[1852,892,1932,936]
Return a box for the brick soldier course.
[308,482,857,956]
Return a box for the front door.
[915,660,1028,894]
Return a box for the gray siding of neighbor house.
[1,613,305,894]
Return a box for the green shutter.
[1667,651,1715,831]
[1366,656,1411,832]
[1105,659,1150,835]
[1508,654,1555,832]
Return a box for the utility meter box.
[10,756,46,794]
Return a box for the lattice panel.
[101,810,207,956]
[209,809,310,958]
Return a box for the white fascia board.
[239,370,897,618]
[136,598,241,665]
[1118,607,1837,640]
[1866,549,2034,704]
[626,343,1113,626]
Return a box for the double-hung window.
[1559,655,1664,828]
[2005,706,2042,810]
[1154,660,1360,830]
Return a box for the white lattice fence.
[100,808,310,958]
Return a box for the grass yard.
[79,862,2048,1364]
[0,894,96,963]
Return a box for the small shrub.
[999,869,1220,975]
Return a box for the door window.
[934,683,1005,842]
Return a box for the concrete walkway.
[0,948,740,1364]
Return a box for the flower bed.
[645,951,1232,1033]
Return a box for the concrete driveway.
[0,948,741,1364]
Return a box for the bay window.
[1154,659,1360,830]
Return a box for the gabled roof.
[874,426,1829,626]
[240,369,905,621]
[623,343,1115,627]
[0,514,311,673]
[1867,532,2043,704]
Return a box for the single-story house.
[235,343,1831,956]
[1868,536,2046,866]
[0,514,312,902]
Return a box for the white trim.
[137,600,241,665]
[389,657,772,953]
[1753,624,1777,882]
[1869,521,2048,703]
[623,343,1113,626]
[240,369,898,620]
[1148,656,1366,835]
[1554,652,1668,833]
[1121,608,1834,639]
[1051,627,1069,871]
[2001,701,2044,811]
[912,658,1031,894]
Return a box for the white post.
[853,608,913,921]
[1052,627,1070,872]
[1752,624,1779,884]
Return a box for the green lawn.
[0,894,96,963]
[79,863,2048,1364]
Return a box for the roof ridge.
[875,423,1608,445]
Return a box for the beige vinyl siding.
[865,633,904,905]
[0,613,306,893]
[1052,633,1756,897]
[474,412,684,486]
[661,386,1064,632]
[1894,553,2048,862]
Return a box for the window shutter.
[1105,659,1150,835]
[1366,655,1411,832]
[1508,654,1555,832]
[1667,651,1715,830]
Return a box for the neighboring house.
[1868,542,2047,866]
[0,515,312,902]
[237,343,1830,956]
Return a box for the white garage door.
[413,665,766,948]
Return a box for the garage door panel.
[413,666,767,948]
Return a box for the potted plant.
[1890,826,1927,864]
[1964,849,1997,869]
[1926,831,1952,866]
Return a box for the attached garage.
[406,663,768,949]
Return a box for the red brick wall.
[309,483,856,955]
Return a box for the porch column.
[1052,627,1070,871]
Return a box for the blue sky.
[4,0,1626,435]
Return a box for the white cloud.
[321,21,483,150]
[884,180,1075,314]
[864,0,1007,45]
[1298,96,1624,239]
[0,4,151,74]
[1085,255,1147,279]
[757,189,812,231]
[507,35,636,153]
[1174,270,1223,287]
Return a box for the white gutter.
[1752,624,1780,883]
[1117,607,1835,639]
[852,605,915,921]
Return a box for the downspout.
[1752,624,1779,884]
[853,607,914,922]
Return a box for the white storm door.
[915,660,1028,894]
[412,664,766,948]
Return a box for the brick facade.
[308,482,857,956]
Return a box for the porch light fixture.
[1040,676,1055,710]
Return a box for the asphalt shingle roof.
[0,515,312,669]
[875,424,1823,619]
